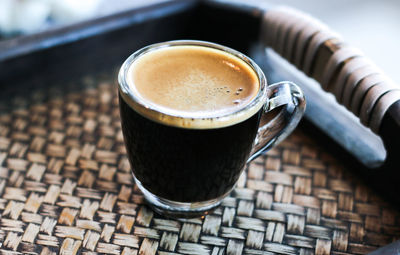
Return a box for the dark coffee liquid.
[119,94,261,202]
[120,44,262,202]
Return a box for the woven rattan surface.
[0,72,399,255]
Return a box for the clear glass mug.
[118,40,305,217]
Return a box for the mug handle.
[248,81,306,162]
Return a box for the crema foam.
[128,45,259,112]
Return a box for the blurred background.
[1,0,399,83]
[264,0,400,85]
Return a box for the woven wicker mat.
[0,72,399,255]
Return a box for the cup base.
[133,175,230,218]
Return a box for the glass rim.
[118,40,268,129]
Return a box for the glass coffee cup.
[118,40,305,217]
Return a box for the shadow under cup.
[118,40,297,217]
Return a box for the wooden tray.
[0,1,399,254]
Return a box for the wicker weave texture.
[0,75,399,255]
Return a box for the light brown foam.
[127,45,260,118]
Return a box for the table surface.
[0,70,399,254]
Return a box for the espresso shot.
[118,40,305,216]
[119,43,262,202]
